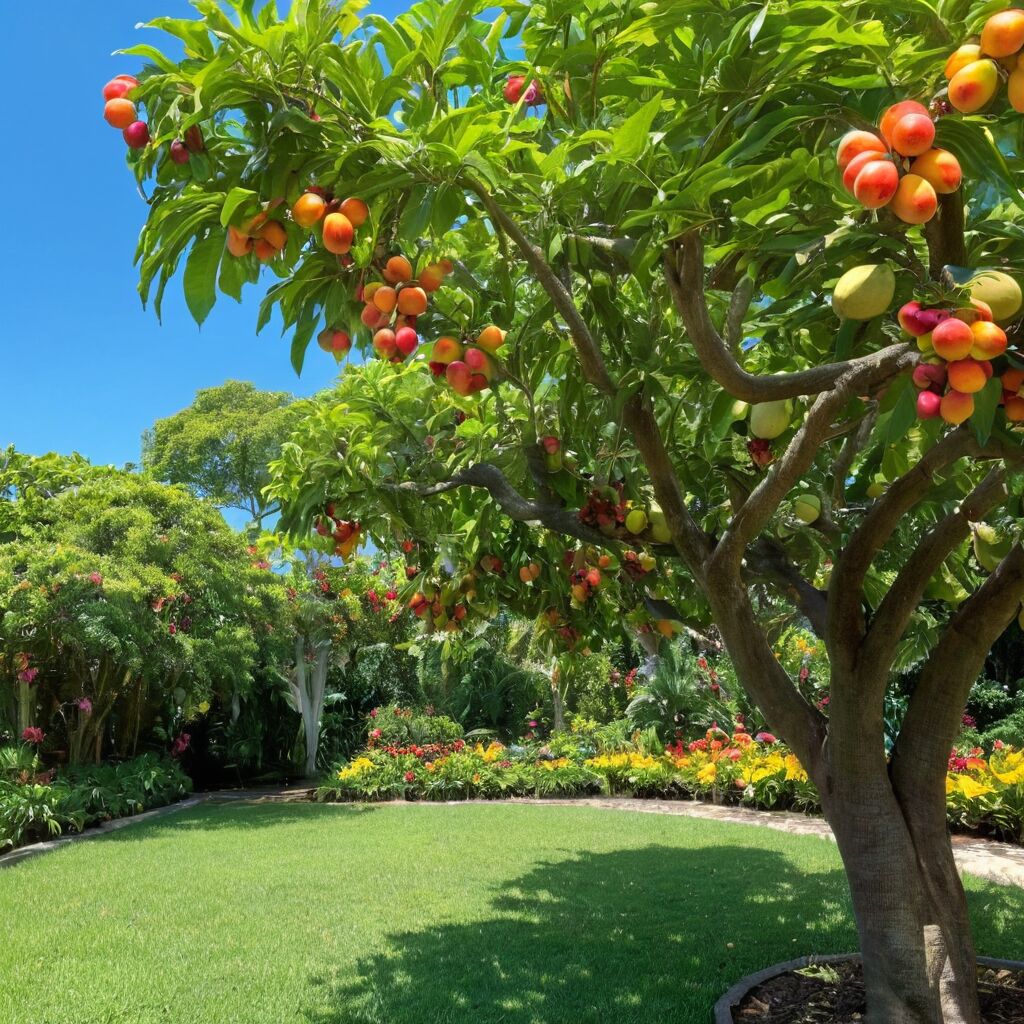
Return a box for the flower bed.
[0,749,193,853]
[319,726,1024,843]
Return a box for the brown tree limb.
[746,538,829,638]
[665,234,916,402]
[831,406,877,509]
[923,191,968,279]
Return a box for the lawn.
[1,803,1022,1024]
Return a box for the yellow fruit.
[749,400,794,440]
[793,494,821,524]
[968,270,1022,322]
[832,264,896,320]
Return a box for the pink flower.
[755,732,777,744]
[799,666,809,682]
[171,732,191,757]
[994,740,1005,751]
[89,572,103,586]
[21,726,45,745]
[369,708,378,718]
[77,698,93,715]
[371,728,381,739]
[962,713,977,729]
[528,720,538,729]
[17,667,39,685]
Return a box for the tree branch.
[924,190,967,278]
[665,234,915,402]
[746,538,829,638]
[831,406,877,509]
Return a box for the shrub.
[983,709,1024,751]
[967,678,1019,730]
[365,704,462,748]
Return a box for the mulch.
[731,960,1024,1022]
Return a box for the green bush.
[983,710,1024,751]
[967,679,1020,731]
[366,704,462,747]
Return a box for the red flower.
[755,732,777,744]
[404,771,416,783]
[21,726,45,745]
[385,589,398,601]
[88,572,103,586]
[171,732,191,757]
[369,708,378,718]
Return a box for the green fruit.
[968,270,1022,322]
[749,399,794,440]
[793,493,821,524]
[730,400,749,421]
[866,480,886,499]
[625,509,648,534]
[649,508,671,543]
[832,264,896,321]
[972,522,1012,572]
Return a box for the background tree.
[115,1,1024,1020]
[142,380,295,525]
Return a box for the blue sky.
[0,1,401,469]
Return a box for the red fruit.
[541,435,560,454]
[889,113,935,157]
[360,304,385,329]
[931,318,974,361]
[912,363,947,389]
[853,160,899,208]
[428,361,446,377]
[395,326,418,356]
[104,98,137,129]
[184,125,205,153]
[836,129,887,170]
[879,100,929,147]
[102,77,137,101]
[842,151,888,193]
[446,360,473,396]
[373,329,397,359]
[899,302,951,337]
[123,121,151,148]
[916,390,942,419]
[585,568,601,588]
[169,140,190,165]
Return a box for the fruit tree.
[112,1,1024,1020]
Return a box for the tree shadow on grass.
[300,842,1024,1024]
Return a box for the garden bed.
[718,955,1024,1023]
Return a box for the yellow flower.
[426,761,436,773]
[991,751,1024,785]
[472,773,481,784]
[337,756,375,781]
[697,763,717,784]
[198,701,210,715]
[953,776,994,799]
[784,754,808,783]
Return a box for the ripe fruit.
[372,286,398,314]
[446,360,473,396]
[397,286,428,316]
[184,125,204,153]
[258,220,287,251]
[899,302,950,337]
[104,97,137,128]
[880,100,929,145]
[749,399,794,440]
[968,271,1022,321]
[909,149,962,194]
[419,264,446,292]
[853,159,899,208]
[948,59,999,113]
[912,362,947,389]
[793,494,821,524]
[322,212,354,254]
[1006,395,1024,421]
[384,255,413,283]
[372,329,397,359]
[169,140,191,165]
[946,44,982,79]
[832,264,895,320]
[836,130,887,170]
[917,390,942,419]
[625,509,648,534]
[981,9,1024,57]
[339,197,368,227]
[317,329,351,354]
[395,326,418,357]
[431,337,464,364]
[476,325,507,354]
[947,358,989,394]
[360,304,386,329]
[842,152,890,193]
[226,226,253,258]
[504,75,542,104]
[890,113,935,157]
[940,390,975,424]
[889,174,937,224]
[362,281,382,303]
[123,121,150,148]
[292,192,327,229]
[103,76,138,100]
[253,239,277,262]
[931,318,975,360]
[970,320,1008,360]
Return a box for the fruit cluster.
[314,506,361,559]
[227,207,289,263]
[409,589,468,631]
[836,102,962,225]
[102,76,150,149]
[570,567,602,604]
[293,188,370,256]
[900,300,1021,423]
[945,10,1024,114]
[578,484,629,533]
[518,562,542,584]
[621,549,657,579]
[427,325,506,396]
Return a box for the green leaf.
[183,233,223,326]
[970,377,1003,446]
[881,377,917,446]
[603,93,662,164]
[220,187,259,228]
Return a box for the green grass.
[0,803,1022,1024]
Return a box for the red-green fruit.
[123,121,150,148]
[853,160,899,208]
[888,174,937,224]
[947,358,989,394]
[879,100,929,146]
[395,326,418,356]
[169,140,190,165]
[431,337,464,365]
[909,149,961,194]
[292,192,327,229]
[970,320,1008,359]
[541,435,560,455]
[339,197,368,228]
[948,59,999,113]
[317,329,351,354]
[940,390,975,424]
[322,212,354,254]
[446,360,473,396]
[981,9,1024,57]
[890,113,935,157]
[372,329,397,359]
[917,390,942,419]
[104,97,136,128]
[836,130,887,170]
[931,318,974,360]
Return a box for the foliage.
[967,678,1023,731]
[365,704,462,748]
[0,750,191,852]
[141,380,296,523]
[983,710,1024,752]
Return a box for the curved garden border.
[712,953,1024,1024]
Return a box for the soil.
[731,959,1024,1022]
